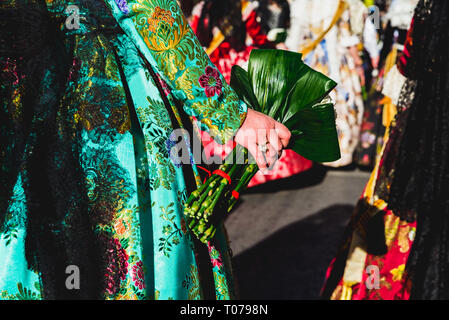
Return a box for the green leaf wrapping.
[230,49,340,163]
[184,49,341,243]
[289,103,341,162]
[229,65,260,110]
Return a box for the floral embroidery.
[182,264,201,300]
[148,6,175,41]
[208,242,224,269]
[0,282,42,300]
[199,66,223,98]
[132,261,145,290]
[390,264,406,282]
[213,272,230,300]
[127,0,247,143]
[158,203,184,257]
[398,224,412,253]
[114,219,128,236]
[105,238,129,297]
[384,213,400,249]
[1,0,236,301]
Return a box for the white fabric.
[382,65,407,105]
[386,0,419,29]
[363,17,380,59]
[286,0,340,52]
[345,0,368,36]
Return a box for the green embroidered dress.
[0,0,247,300]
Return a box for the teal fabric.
[0,0,245,300]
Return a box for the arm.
[105,0,247,144]
[106,0,290,169]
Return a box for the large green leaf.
[230,49,341,163]
[288,102,341,162]
[282,65,337,125]
[229,65,260,111]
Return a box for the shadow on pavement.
[231,204,354,300]
[245,163,329,194]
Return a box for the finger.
[247,141,268,171]
[268,128,282,152]
[257,127,268,147]
[274,122,291,148]
[256,128,271,168]
[280,149,286,159]
[265,143,279,169]
[267,128,282,167]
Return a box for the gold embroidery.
[398,224,411,253]
[384,213,400,249]
[391,264,405,282]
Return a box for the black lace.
[387,0,449,299]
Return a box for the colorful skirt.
[0,27,234,300]
[322,80,417,299]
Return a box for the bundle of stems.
[184,144,259,243]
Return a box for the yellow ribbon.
[380,47,399,128]
[299,0,347,57]
[340,281,357,300]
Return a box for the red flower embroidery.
[104,237,129,297]
[132,260,145,290]
[207,242,223,269]
[199,66,223,98]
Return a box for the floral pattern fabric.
[190,0,274,83]
[108,0,248,144]
[0,0,245,300]
[322,79,417,300]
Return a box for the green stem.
[227,164,259,213]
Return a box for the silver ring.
[258,143,269,153]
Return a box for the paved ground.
[224,165,371,300]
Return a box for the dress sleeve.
[105,0,248,144]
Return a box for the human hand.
[234,108,291,171]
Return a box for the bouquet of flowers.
[184,49,340,243]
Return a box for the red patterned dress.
[322,20,419,299]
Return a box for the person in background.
[323,0,449,300]
[256,0,291,44]
[0,0,290,300]
[286,0,367,168]
[190,0,275,83]
[354,0,418,169]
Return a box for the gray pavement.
[224,165,371,299]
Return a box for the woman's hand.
[234,108,291,171]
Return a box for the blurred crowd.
[178,0,418,186]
